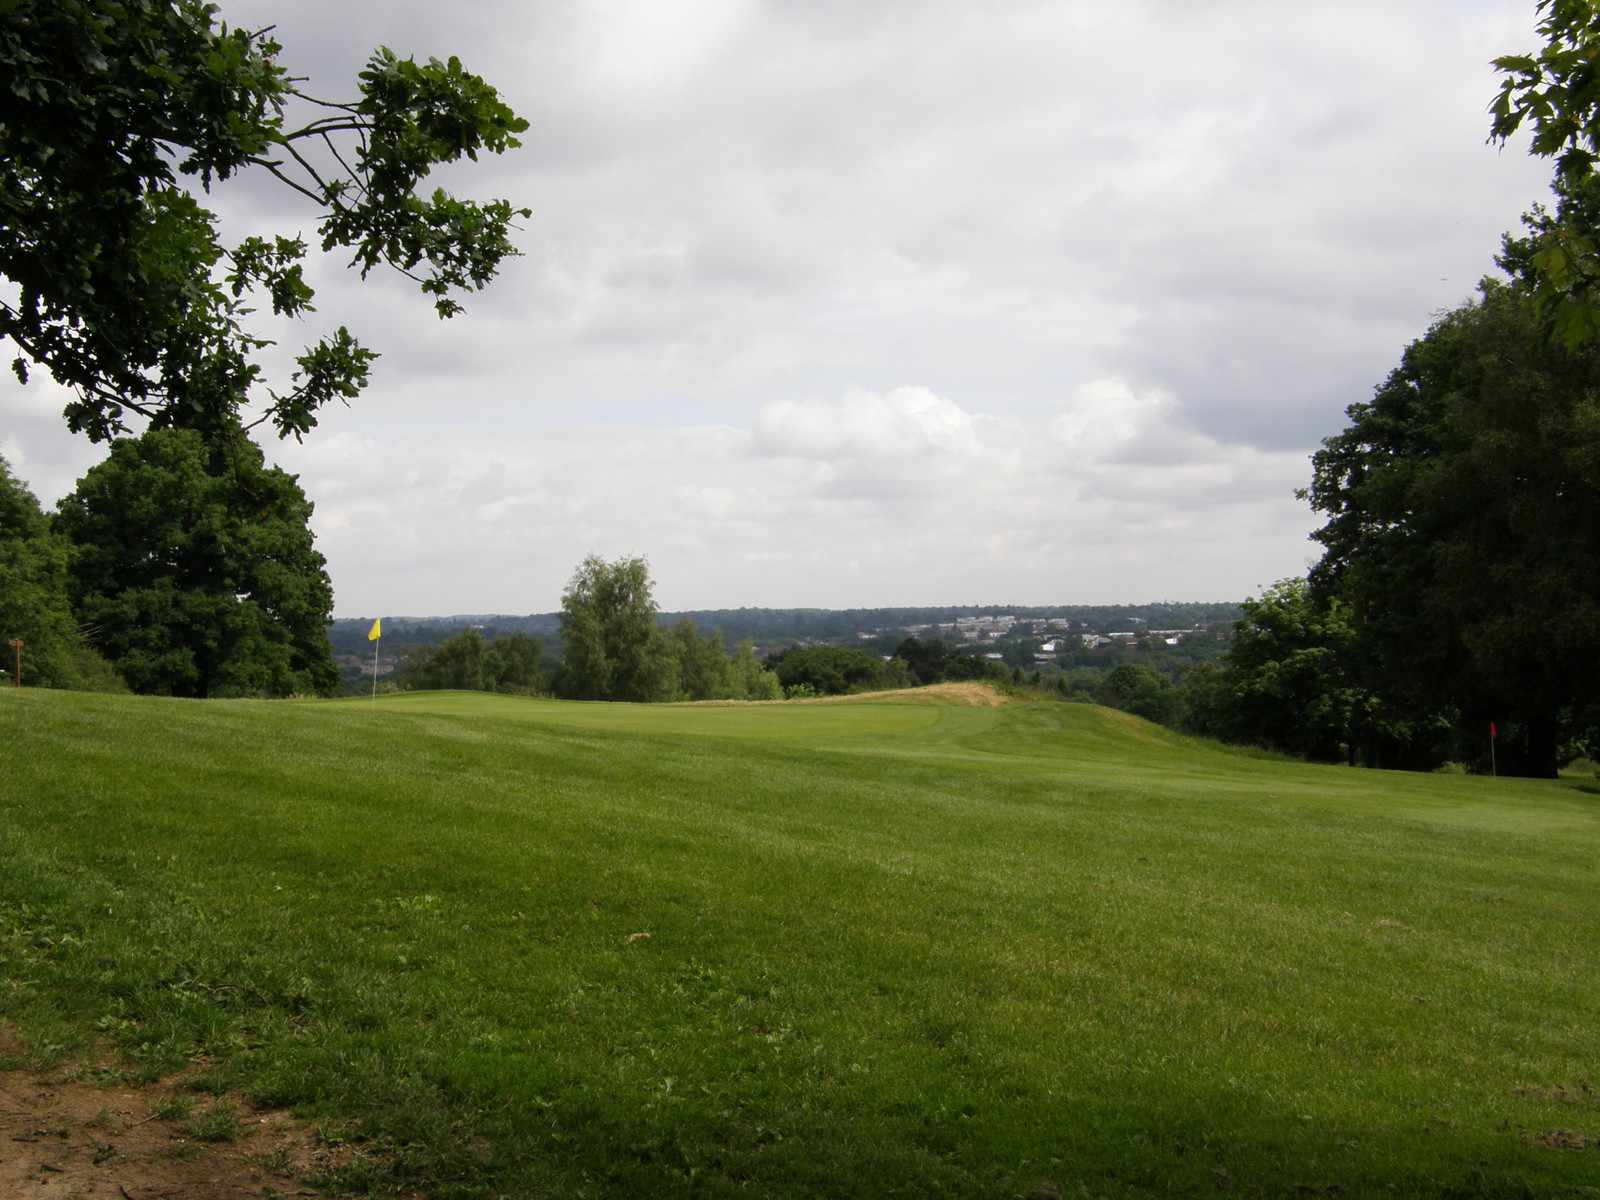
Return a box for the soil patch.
[689,681,1012,707]
[0,1042,350,1200]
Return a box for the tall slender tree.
[555,555,677,703]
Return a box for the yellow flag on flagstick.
[367,618,383,705]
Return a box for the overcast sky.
[2,0,1556,616]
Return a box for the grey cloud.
[4,0,1554,611]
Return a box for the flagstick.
[372,632,380,707]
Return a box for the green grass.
[3,686,1599,1198]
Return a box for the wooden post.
[8,639,21,688]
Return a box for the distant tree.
[1,0,528,442]
[54,428,338,697]
[0,455,122,690]
[1099,662,1182,727]
[486,631,543,692]
[893,636,949,685]
[400,628,542,694]
[555,554,677,702]
[670,616,733,701]
[405,627,488,691]
[1056,666,1105,704]
[891,636,1003,686]
[768,645,886,696]
[943,650,1003,683]
[727,640,782,701]
[1215,579,1361,763]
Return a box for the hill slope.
[3,688,1597,1198]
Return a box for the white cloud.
[752,386,973,461]
[254,383,1314,613]
[2,0,1556,612]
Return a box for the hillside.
[3,687,1597,1198]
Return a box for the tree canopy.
[54,428,339,697]
[1206,579,1361,764]
[767,645,893,697]
[0,0,528,441]
[401,627,543,693]
[1304,279,1600,775]
[555,555,678,703]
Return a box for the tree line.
[390,556,1014,703]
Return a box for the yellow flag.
[367,617,382,641]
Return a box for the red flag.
[1489,722,1497,741]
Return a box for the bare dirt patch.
[0,1050,339,1200]
[690,682,1013,708]
[874,682,1010,707]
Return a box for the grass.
[2,686,1599,1198]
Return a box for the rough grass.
[2,686,1598,1198]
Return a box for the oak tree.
[54,428,339,697]
[1306,280,1600,775]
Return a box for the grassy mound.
[3,687,1598,1197]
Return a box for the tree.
[890,636,1003,686]
[555,555,677,703]
[727,640,782,701]
[400,628,542,693]
[0,455,122,690]
[404,627,489,691]
[1,0,528,442]
[1491,0,1600,346]
[53,428,339,697]
[669,616,735,702]
[486,631,543,693]
[1099,662,1183,729]
[1212,579,1363,764]
[768,645,886,696]
[1306,280,1600,775]
[892,636,951,686]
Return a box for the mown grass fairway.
[3,687,1598,1198]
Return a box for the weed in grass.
[149,1094,193,1122]
[186,1101,244,1143]
[246,1143,295,1174]
[165,1140,205,1162]
[83,1107,113,1129]
[19,1039,68,1074]
[125,1062,169,1087]
[183,1070,231,1095]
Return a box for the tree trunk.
[1528,712,1560,779]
